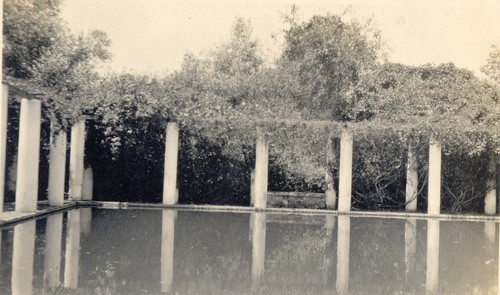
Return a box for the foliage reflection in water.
[0,208,498,294]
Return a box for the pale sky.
[61,0,500,76]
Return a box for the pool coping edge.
[2,201,500,226]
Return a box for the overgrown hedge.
[84,117,495,213]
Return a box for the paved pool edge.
[0,203,77,226]
[77,201,500,222]
[2,201,500,226]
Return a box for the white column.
[404,219,417,283]
[427,137,442,215]
[69,121,85,201]
[251,212,266,290]
[325,137,337,209]
[485,155,497,215]
[0,0,5,211]
[497,161,500,215]
[163,122,179,205]
[0,85,8,212]
[82,167,93,201]
[161,210,177,293]
[15,98,41,212]
[406,143,418,211]
[48,127,67,206]
[336,215,350,294]
[64,209,81,289]
[12,221,36,295]
[254,129,269,209]
[44,213,63,288]
[250,169,255,206]
[338,131,353,213]
[426,219,440,294]
[7,153,17,196]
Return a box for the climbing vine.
[5,3,499,212]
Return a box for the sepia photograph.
[0,0,500,294]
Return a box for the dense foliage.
[3,0,63,79]
[280,13,382,120]
[482,45,500,86]
[348,63,499,211]
[3,3,499,212]
[4,0,111,128]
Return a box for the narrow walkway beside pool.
[0,202,75,226]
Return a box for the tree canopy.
[3,0,64,79]
[3,0,112,128]
[3,6,499,211]
[351,63,499,154]
[279,14,383,120]
[482,45,500,86]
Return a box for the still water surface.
[0,208,498,294]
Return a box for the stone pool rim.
[2,200,500,227]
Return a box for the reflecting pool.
[0,208,498,294]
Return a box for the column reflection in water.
[80,207,92,235]
[426,219,440,294]
[251,212,266,290]
[336,215,350,294]
[161,210,177,293]
[64,209,81,289]
[484,221,495,244]
[44,213,63,289]
[0,229,2,269]
[324,214,335,237]
[322,215,335,285]
[498,225,500,295]
[12,220,36,295]
[248,212,254,242]
[405,219,417,283]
